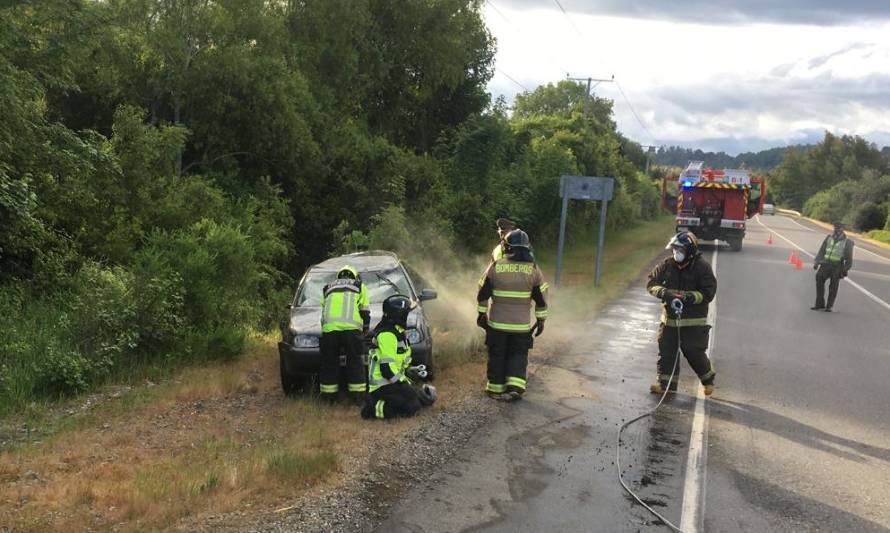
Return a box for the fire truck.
[661,161,766,251]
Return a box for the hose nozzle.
[671,298,684,317]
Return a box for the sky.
[483,0,890,155]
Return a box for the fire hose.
[616,297,688,533]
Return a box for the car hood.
[288,304,422,336]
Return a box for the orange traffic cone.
[788,250,797,264]
[794,255,803,270]
[767,234,773,245]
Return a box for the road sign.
[556,176,615,288]
[560,176,614,201]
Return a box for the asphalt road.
[378,214,890,533]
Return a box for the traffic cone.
[788,250,797,264]
[767,234,773,245]
[794,255,803,270]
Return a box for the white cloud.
[484,2,890,153]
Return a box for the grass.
[0,336,356,531]
[0,215,675,530]
[866,229,890,246]
[535,215,675,320]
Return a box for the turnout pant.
[366,381,421,419]
[485,330,531,395]
[815,263,842,309]
[656,325,715,389]
[319,330,366,397]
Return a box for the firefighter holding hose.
[646,231,717,396]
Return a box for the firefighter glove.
[813,264,818,271]
[683,292,696,304]
[663,289,683,302]
[476,312,488,330]
[533,319,545,337]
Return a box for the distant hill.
[654,145,814,170]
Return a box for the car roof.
[310,250,401,273]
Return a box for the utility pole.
[566,75,614,117]
[640,144,658,175]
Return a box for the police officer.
[320,265,370,403]
[812,222,854,312]
[477,229,548,401]
[362,294,424,420]
[492,218,516,262]
[646,231,717,396]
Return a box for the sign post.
[554,176,615,288]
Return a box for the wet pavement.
[379,214,890,532]
[379,279,700,532]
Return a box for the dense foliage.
[770,132,890,231]
[0,0,659,408]
[654,145,811,170]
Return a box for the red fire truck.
[662,161,766,251]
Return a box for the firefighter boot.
[703,384,715,396]
[649,381,677,394]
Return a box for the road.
[377,214,890,533]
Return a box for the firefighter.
[477,229,548,401]
[646,231,717,396]
[320,265,370,404]
[812,221,854,312]
[361,294,424,420]
[492,218,516,262]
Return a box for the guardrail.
[776,208,802,217]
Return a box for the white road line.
[781,215,890,265]
[758,217,890,314]
[679,243,717,532]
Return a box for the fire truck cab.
[662,161,766,251]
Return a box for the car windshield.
[295,267,413,306]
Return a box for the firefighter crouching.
[646,232,716,396]
[477,229,548,401]
[320,265,370,404]
[362,295,436,420]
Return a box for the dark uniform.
[646,245,717,392]
[477,230,548,400]
[812,227,853,312]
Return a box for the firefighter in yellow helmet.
[477,229,548,401]
[491,218,517,262]
[320,265,370,403]
[646,231,716,396]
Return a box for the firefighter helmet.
[666,231,699,257]
[505,229,531,250]
[382,294,415,327]
[496,217,516,237]
[417,383,438,406]
[337,265,359,280]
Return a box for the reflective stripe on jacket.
[368,326,411,393]
[646,255,716,328]
[321,279,370,333]
[477,259,549,332]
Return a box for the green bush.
[849,201,885,232]
[140,219,262,360]
[866,229,890,245]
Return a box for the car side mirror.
[419,288,437,301]
[285,304,293,310]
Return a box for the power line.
[498,68,529,92]
[614,79,659,145]
[552,0,583,37]
[485,0,570,77]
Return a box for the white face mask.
[672,249,686,263]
